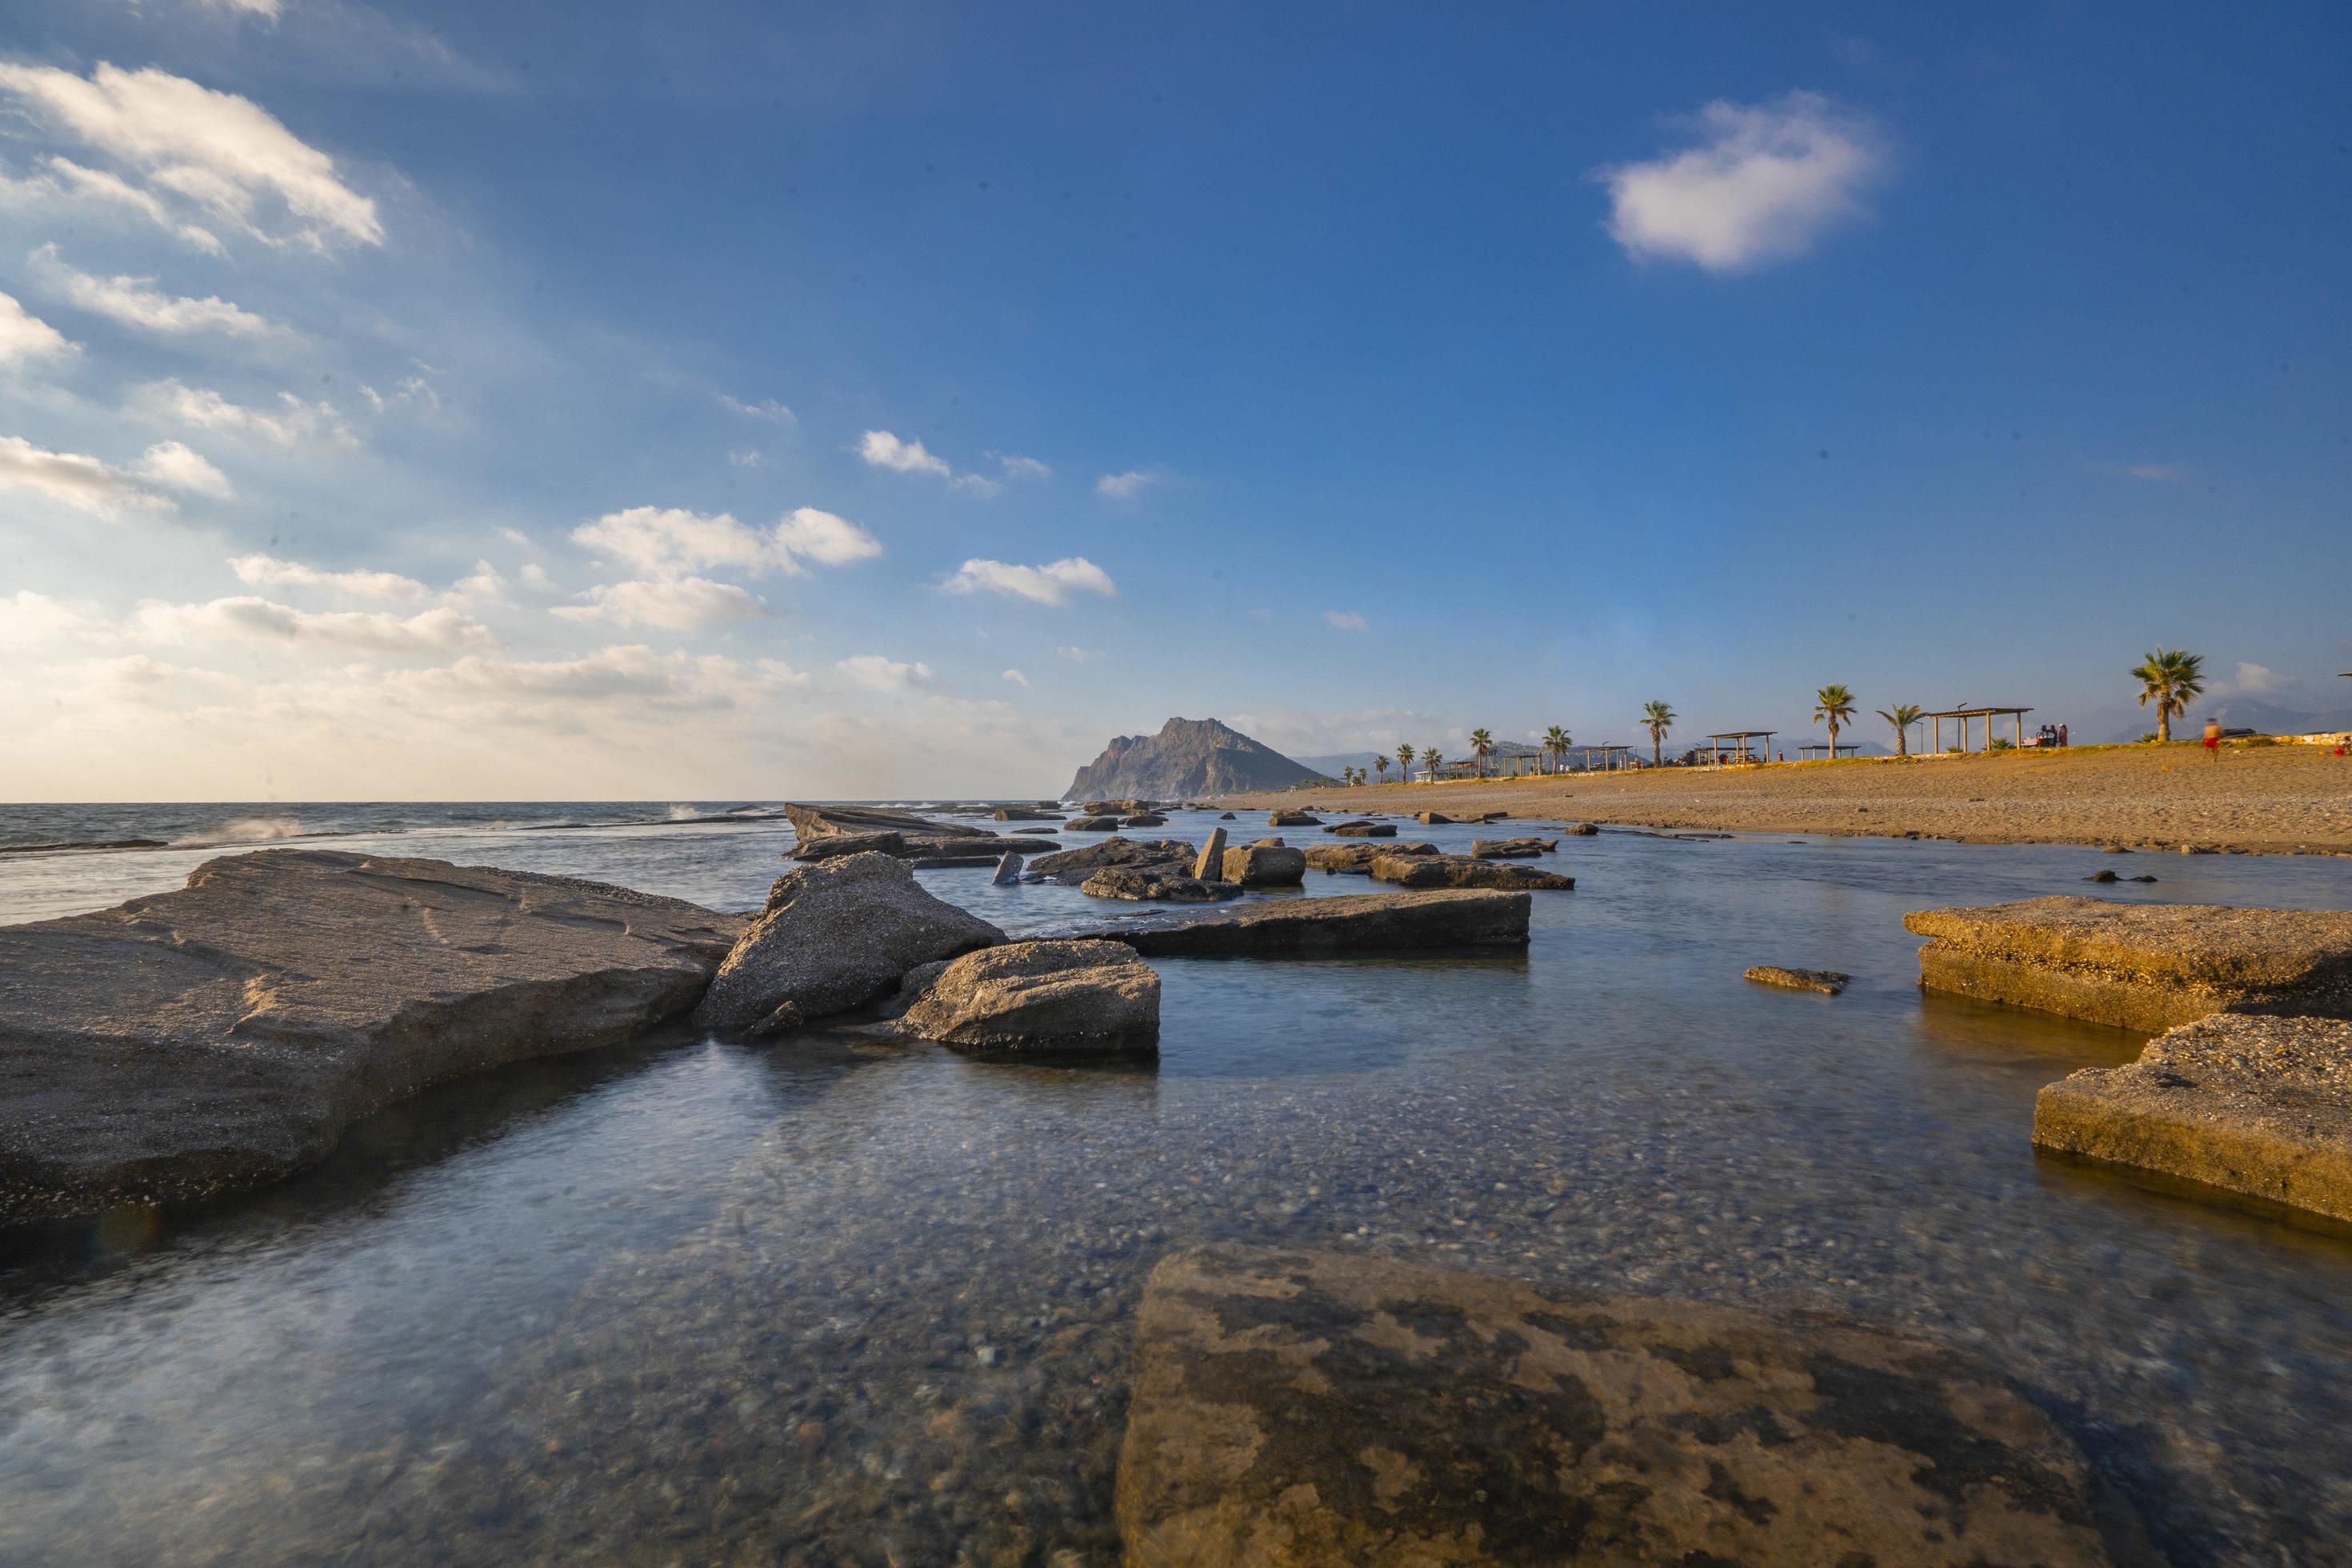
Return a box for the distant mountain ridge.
[1063,718,1326,799]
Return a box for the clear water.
[3,805,2350,1565]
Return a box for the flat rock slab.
[2034,1013,2352,1222]
[891,939,1158,1055]
[1904,896,2352,1031]
[1323,822,1396,838]
[0,850,742,1223]
[1117,1244,2125,1567]
[1470,837,1557,859]
[1370,854,1574,892]
[1073,890,1529,957]
[1304,842,1440,874]
[1268,810,1323,827]
[1082,869,1245,903]
[1745,965,1851,995]
[1031,837,1199,884]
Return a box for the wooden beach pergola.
[1923,706,2031,754]
[1576,744,1635,771]
[1699,730,1775,764]
[1794,742,1864,760]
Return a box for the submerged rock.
[1030,836,1198,884]
[1745,965,1851,995]
[1122,813,1170,828]
[1221,843,1306,887]
[1116,1244,2126,1567]
[1904,896,2352,1031]
[0,849,743,1223]
[2034,1013,2352,1222]
[1074,889,1530,955]
[1370,854,1574,891]
[990,806,1062,822]
[1303,841,1441,874]
[1267,809,1322,827]
[694,853,1003,1035]
[890,939,1158,1054]
[1081,868,1243,902]
[1064,815,1125,832]
[1322,821,1396,838]
[1470,836,1557,858]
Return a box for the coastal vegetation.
[1878,702,1924,758]
[1643,700,1675,766]
[2133,647,2207,743]
[1813,683,1857,759]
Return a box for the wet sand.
[1224,742,2352,854]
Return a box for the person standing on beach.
[2202,716,2223,761]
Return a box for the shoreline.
[1218,742,2352,856]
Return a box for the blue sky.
[2,1,2346,798]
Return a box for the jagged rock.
[889,940,1158,1055]
[1565,821,1600,835]
[1066,718,1324,799]
[782,802,1047,861]
[990,806,1062,822]
[1030,837,1198,885]
[1217,811,1237,820]
[2034,1013,2352,1221]
[0,850,743,1223]
[1470,837,1557,859]
[784,802,993,842]
[1074,890,1530,955]
[1065,815,1124,832]
[1221,844,1306,887]
[1413,809,1500,826]
[1904,897,2352,1031]
[1322,821,1396,838]
[1083,798,1158,815]
[1370,854,1574,891]
[1303,841,1441,874]
[1082,868,1244,902]
[1267,809,1322,827]
[1116,1245,2126,1568]
[694,853,1003,1035]
[989,851,1025,886]
[1745,965,1850,994]
[790,830,904,861]
[1191,827,1228,881]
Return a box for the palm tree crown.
[1642,701,1675,767]
[1814,684,1857,758]
[1395,742,1415,780]
[1542,724,1571,774]
[1467,728,1493,778]
[1876,702,1924,758]
[1374,754,1390,782]
[1424,746,1445,777]
[2132,647,2206,742]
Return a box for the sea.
[2,799,2350,1563]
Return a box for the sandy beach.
[1222,742,2352,855]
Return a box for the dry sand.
[1222,742,2352,855]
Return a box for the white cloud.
[2232,662,2285,695]
[858,429,952,478]
[572,505,881,579]
[0,290,76,366]
[774,506,885,567]
[728,447,762,468]
[1001,668,1030,686]
[449,560,507,603]
[551,576,768,630]
[1324,609,1370,631]
[0,62,381,250]
[1056,645,1102,663]
[1596,92,1885,271]
[132,439,233,498]
[995,454,1051,481]
[0,434,177,517]
[0,590,119,652]
[31,244,282,340]
[230,554,427,599]
[137,595,496,653]
[1094,470,1159,500]
[835,654,934,692]
[200,0,285,17]
[360,373,442,416]
[719,394,795,424]
[941,556,1117,606]
[137,378,354,446]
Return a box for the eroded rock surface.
[1221,844,1306,887]
[891,939,1158,1054]
[1268,810,1322,828]
[1116,1244,2125,1567]
[693,853,1002,1035]
[1323,821,1396,838]
[1745,966,1851,995]
[2034,1013,2352,1221]
[1470,837,1557,859]
[1304,842,1440,874]
[1082,869,1244,903]
[1905,896,2352,1031]
[783,802,1050,862]
[1031,837,1199,885]
[0,849,742,1222]
[1072,890,1530,956]
[1370,854,1574,892]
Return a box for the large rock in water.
[1221,843,1306,887]
[1304,842,1440,874]
[1116,1244,2126,1567]
[1904,896,2352,1031]
[1072,890,1530,956]
[782,802,1049,862]
[693,853,1002,1035]
[2034,1013,2352,1221]
[1030,836,1198,884]
[1082,868,1244,903]
[0,850,742,1223]
[1370,854,1574,891]
[1064,716,1324,799]
[1470,836,1556,859]
[891,939,1158,1054]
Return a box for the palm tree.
[1876,703,1924,758]
[1642,701,1675,767]
[2132,647,2206,742]
[1425,746,1445,779]
[1374,754,1390,783]
[1395,742,1415,782]
[1814,684,1857,760]
[1542,724,1571,775]
[1468,727,1493,778]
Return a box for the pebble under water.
[3,806,2351,1565]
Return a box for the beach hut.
[1921,706,2031,754]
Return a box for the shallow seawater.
[4,807,2352,1564]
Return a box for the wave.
[175,815,310,848]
